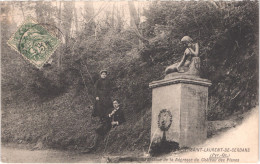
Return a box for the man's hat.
[100,70,108,74]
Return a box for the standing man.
[93,70,113,120]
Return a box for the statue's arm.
[188,43,199,56]
[177,52,187,68]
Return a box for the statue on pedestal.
[165,36,200,76]
[150,36,212,149]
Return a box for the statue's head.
[181,36,193,47]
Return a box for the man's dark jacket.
[93,78,113,118]
[96,107,125,136]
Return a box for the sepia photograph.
[0,1,259,163]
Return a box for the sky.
[5,1,150,31]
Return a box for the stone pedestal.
[149,75,211,148]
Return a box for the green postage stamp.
[7,17,60,69]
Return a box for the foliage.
[141,1,258,119]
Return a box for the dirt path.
[1,145,103,163]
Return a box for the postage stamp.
[7,17,60,69]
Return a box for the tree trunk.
[58,1,62,68]
[111,3,115,27]
[128,1,140,27]
[73,2,78,34]
[19,2,25,21]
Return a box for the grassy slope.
[1,36,152,152]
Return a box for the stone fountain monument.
[149,36,211,148]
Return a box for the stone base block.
[149,75,211,148]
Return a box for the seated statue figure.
[165,36,200,76]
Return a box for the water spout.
[147,128,159,155]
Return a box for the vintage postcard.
[1,1,258,163]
